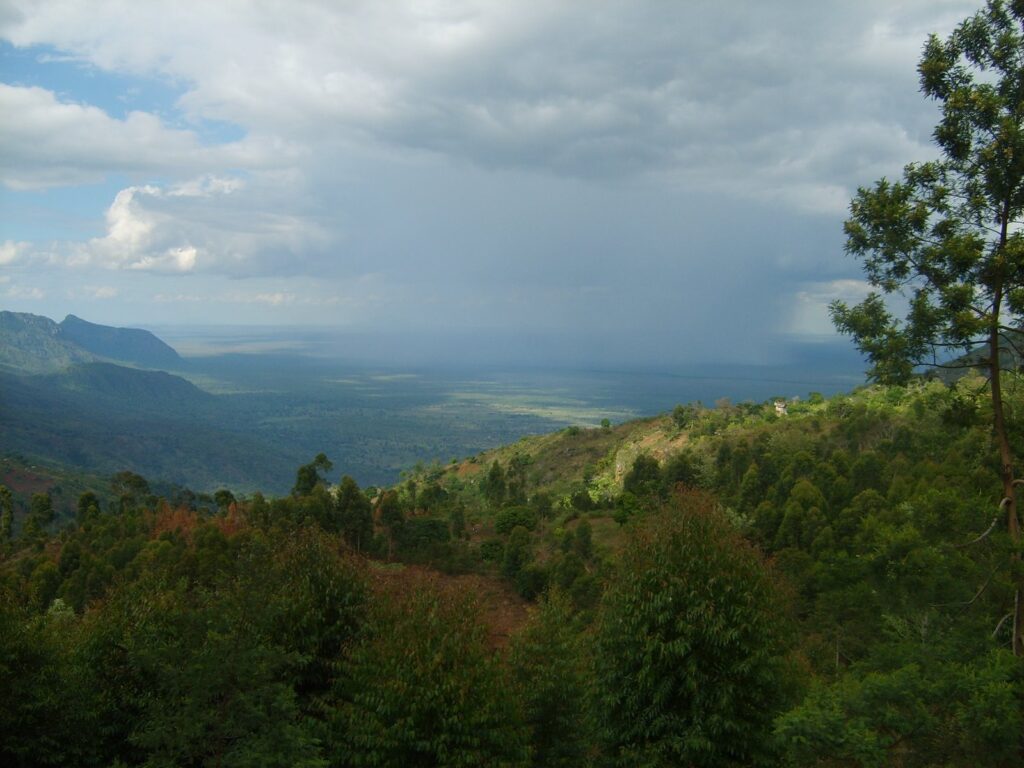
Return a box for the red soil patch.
[454,462,483,479]
[1,467,54,496]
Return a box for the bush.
[495,506,537,535]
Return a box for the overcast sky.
[0,1,982,363]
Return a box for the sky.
[0,0,983,365]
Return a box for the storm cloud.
[0,0,981,363]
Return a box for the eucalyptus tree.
[830,0,1024,654]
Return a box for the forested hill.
[58,313,181,369]
[2,374,1022,766]
[0,311,180,373]
[0,311,98,374]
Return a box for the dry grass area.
[610,416,691,482]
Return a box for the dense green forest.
[3,375,1022,766]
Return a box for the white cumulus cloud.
[0,84,279,189]
[36,175,329,276]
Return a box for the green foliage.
[110,581,322,767]
[0,485,12,543]
[623,453,661,497]
[377,489,402,531]
[1,513,370,768]
[530,491,553,519]
[449,503,466,538]
[479,538,505,562]
[507,453,531,505]
[502,526,532,582]
[662,449,703,491]
[416,480,449,512]
[672,402,701,429]
[481,460,508,507]
[510,591,595,767]
[213,488,236,510]
[573,518,594,561]
[331,583,529,767]
[111,470,151,511]
[23,492,54,539]
[570,488,596,511]
[495,506,538,535]
[776,651,1024,768]
[292,452,333,497]
[595,490,793,767]
[336,474,373,551]
[395,516,450,552]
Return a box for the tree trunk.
[989,321,1023,656]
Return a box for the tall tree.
[377,490,404,560]
[510,590,594,767]
[76,491,100,524]
[481,460,507,508]
[111,470,150,512]
[507,453,530,505]
[595,490,792,767]
[0,485,12,544]
[331,582,529,767]
[830,0,1024,656]
[292,453,333,497]
[23,493,54,539]
[335,475,373,552]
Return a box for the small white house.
[774,400,788,416]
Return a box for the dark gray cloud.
[0,0,983,361]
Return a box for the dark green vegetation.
[3,375,1023,766]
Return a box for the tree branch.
[954,512,1001,548]
[931,562,1001,608]
[993,611,1014,640]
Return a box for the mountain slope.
[0,311,98,373]
[59,314,182,369]
[0,365,302,491]
[53,362,213,411]
[0,311,184,373]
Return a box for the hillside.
[0,365,303,492]
[58,314,181,369]
[0,311,183,374]
[0,311,98,374]
[1,375,1022,766]
[51,362,213,411]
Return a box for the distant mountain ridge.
[59,313,181,369]
[0,311,181,373]
[0,311,98,373]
